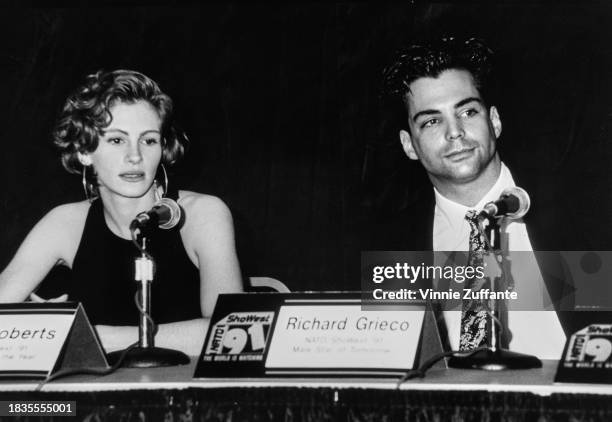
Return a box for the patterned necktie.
[459,210,490,351]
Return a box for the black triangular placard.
[415,304,447,369]
[52,303,109,373]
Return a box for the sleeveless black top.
[66,190,202,326]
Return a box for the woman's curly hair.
[53,69,187,174]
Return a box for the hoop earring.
[152,163,169,202]
[159,163,169,197]
[81,166,97,203]
[153,180,162,202]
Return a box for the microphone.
[480,187,530,220]
[130,198,182,231]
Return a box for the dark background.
[1,3,611,292]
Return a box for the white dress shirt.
[433,163,566,359]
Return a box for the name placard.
[0,303,108,378]
[555,324,612,384]
[194,292,445,378]
[265,303,424,374]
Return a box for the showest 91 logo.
[205,312,274,360]
[564,324,612,369]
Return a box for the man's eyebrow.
[412,109,440,123]
[411,97,484,122]
[455,97,483,108]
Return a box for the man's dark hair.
[382,37,497,112]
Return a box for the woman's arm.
[180,193,244,317]
[96,318,210,356]
[0,203,87,302]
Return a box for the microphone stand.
[107,233,190,368]
[448,215,542,370]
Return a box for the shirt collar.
[433,162,516,231]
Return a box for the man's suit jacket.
[362,167,605,338]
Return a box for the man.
[376,37,568,359]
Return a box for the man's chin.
[443,154,499,180]
[446,164,482,182]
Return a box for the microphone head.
[501,186,530,219]
[156,197,182,229]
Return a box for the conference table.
[1,358,611,421]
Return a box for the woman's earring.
[153,180,162,202]
[81,167,87,199]
[153,164,169,202]
[81,166,97,203]
[160,163,169,197]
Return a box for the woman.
[0,70,243,355]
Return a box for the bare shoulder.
[178,191,232,224]
[176,192,237,271]
[5,200,91,272]
[38,201,90,254]
[43,201,90,231]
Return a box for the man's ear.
[77,152,92,167]
[399,129,419,160]
[489,106,502,139]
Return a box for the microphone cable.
[134,291,159,338]
[129,227,159,338]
